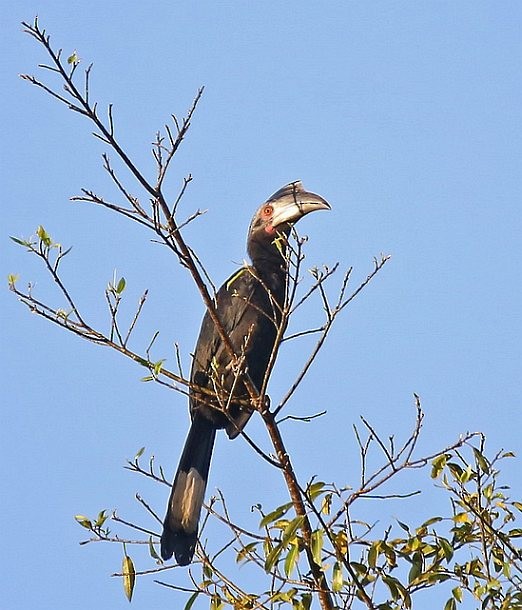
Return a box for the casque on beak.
[269,181,331,228]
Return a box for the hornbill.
[160,181,330,565]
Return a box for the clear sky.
[2,2,521,609]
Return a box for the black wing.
[189,266,284,433]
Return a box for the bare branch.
[124,290,148,347]
[135,493,163,526]
[156,88,204,190]
[111,513,158,538]
[275,255,390,417]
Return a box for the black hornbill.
[160,181,330,565]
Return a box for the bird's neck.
[249,232,287,272]
[248,234,288,299]
[251,257,287,316]
[252,255,287,282]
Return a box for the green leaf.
[282,515,304,547]
[422,516,443,527]
[274,518,290,529]
[453,512,471,524]
[222,588,236,604]
[452,586,463,603]
[350,561,368,576]
[10,236,27,246]
[135,446,145,460]
[439,537,454,562]
[7,274,19,286]
[332,561,343,592]
[116,277,126,294]
[203,563,213,579]
[272,588,297,603]
[431,453,449,478]
[95,510,108,528]
[183,592,199,610]
[153,359,165,376]
[311,529,323,566]
[396,519,410,533]
[508,528,522,538]
[74,514,92,529]
[210,594,224,610]
[236,541,258,564]
[148,536,161,561]
[381,542,397,568]
[272,234,286,257]
[460,464,473,483]
[426,572,451,584]
[262,537,272,559]
[264,543,283,572]
[321,493,332,515]
[300,593,312,610]
[67,50,79,64]
[306,481,326,501]
[383,576,410,607]
[368,541,380,567]
[512,501,522,512]
[483,483,494,500]
[473,447,490,474]
[408,552,423,583]
[447,462,464,480]
[198,579,212,588]
[122,553,135,602]
[283,588,298,602]
[335,530,348,555]
[444,598,456,610]
[36,225,52,247]
[284,541,299,577]
[259,502,293,527]
[382,575,400,600]
[10,236,34,248]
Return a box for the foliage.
[10,18,522,609]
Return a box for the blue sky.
[2,2,521,608]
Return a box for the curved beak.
[268,181,331,228]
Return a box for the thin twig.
[124,290,148,347]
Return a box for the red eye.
[262,205,273,217]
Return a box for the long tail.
[160,414,216,565]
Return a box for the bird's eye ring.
[262,205,273,217]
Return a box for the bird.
[160,181,331,565]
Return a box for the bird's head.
[247,181,330,264]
